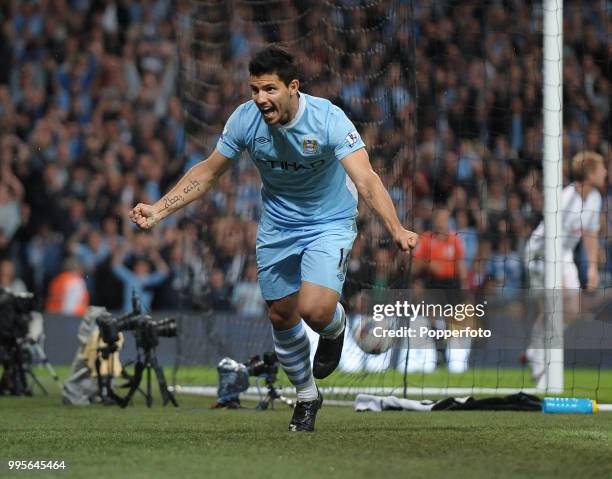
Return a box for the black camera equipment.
[118,315,178,408]
[93,296,140,406]
[96,292,178,408]
[0,288,52,396]
[245,352,293,410]
[214,352,293,410]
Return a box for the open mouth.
[260,106,276,121]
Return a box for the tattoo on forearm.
[183,179,201,195]
[162,194,184,211]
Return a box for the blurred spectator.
[208,268,232,311]
[111,245,169,313]
[413,207,470,373]
[25,223,64,295]
[231,261,265,317]
[46,257,89,316]
[413,208,467,289]
[486,234,523,296]
[0,0,608,312]
[68,227,111,294]
[0,152,24,255]
[0,258,27,294]
[468,236,494,290]
[453,208,477,271]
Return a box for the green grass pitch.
[0,367,611,479]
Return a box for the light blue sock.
[272,321,318,401]
[319,303,345,339]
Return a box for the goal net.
[172,0,611,404]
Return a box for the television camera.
[0,288,58,396]
[95,293,178,408]
[215,351,294,410]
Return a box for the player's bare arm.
[129,149,232,230]
[583,231,599,290]
[341,147,418,251]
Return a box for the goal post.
[540,0,564,394]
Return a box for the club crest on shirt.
[302,137,319,155]
[346,130,360,147]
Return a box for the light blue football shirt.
[216,93,366,227]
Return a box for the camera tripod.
[95,344,130,406]
[255,377,294,410]
[120,346,178,408]
[24,339,62,395]
[0,339,60,396]
[0,343,31,396]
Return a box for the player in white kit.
[524,151,607,380]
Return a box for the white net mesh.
[173,0,611,403]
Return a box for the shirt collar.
[278,92,306,130]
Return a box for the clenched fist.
[394,228,419,252]
[128,203,159,230]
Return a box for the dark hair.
[249,46,298,86]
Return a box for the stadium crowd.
[0,0,609,315]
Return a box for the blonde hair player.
[524,151,607,380]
